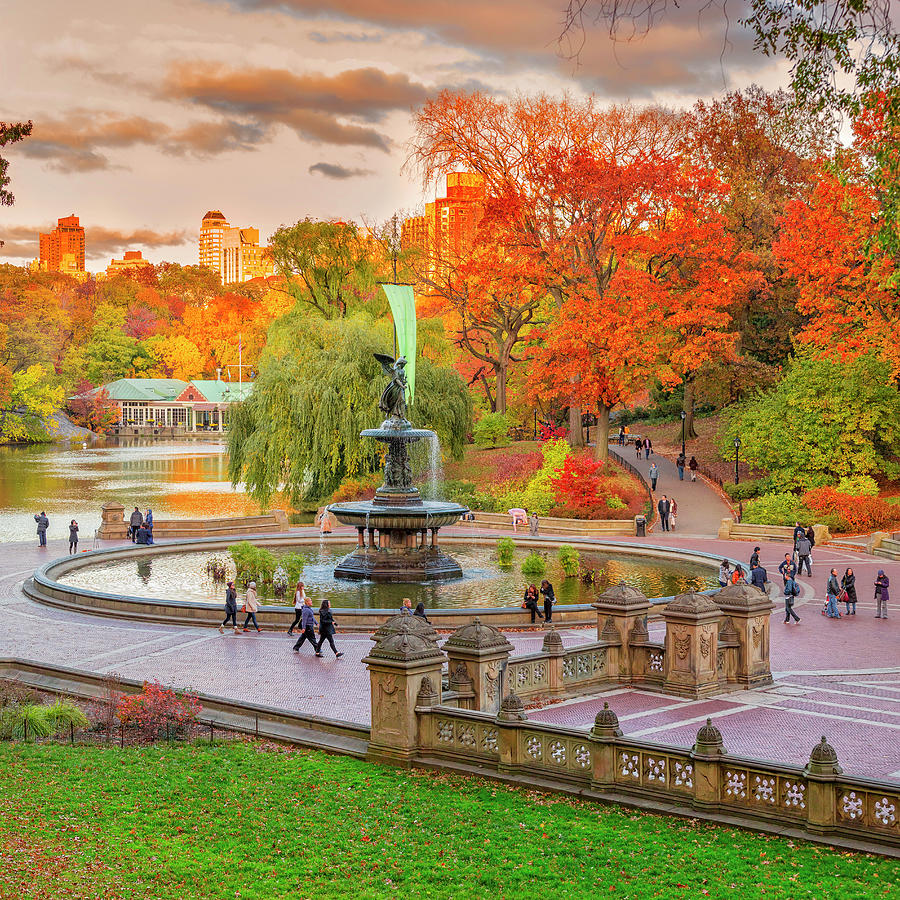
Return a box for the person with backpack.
[293,597,321,655]
[219,581,238,633]
[778,553,797,583]
[676,452,686,481]
[316,599,343,658]
[841,568,857,616]
[688,456,699,481]
[783,575,801,624]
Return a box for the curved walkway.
[0,532,897,782]
[608,444,732,537]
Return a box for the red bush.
[550,455,608,517]
[802,487,900,534]
[117,681,201,739]
[490,450,542,484]
[539,423,568,442]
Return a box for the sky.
[0,0,789,270]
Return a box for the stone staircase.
[97,503,290,540]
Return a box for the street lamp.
[680,410,686,457]
[734,437,741,485]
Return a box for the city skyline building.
[37,214,86,276]
[199,210,274,284]
[105,249,152,278]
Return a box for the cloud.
[0,224,190,261]
[14,112,270,172]
[161,63,432,150]
[308,29,384,43]
[308,162,373,179]
[220,0,762,97]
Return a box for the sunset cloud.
[308,162,374,179]
[161,63,433,150]
[0,224,191,261]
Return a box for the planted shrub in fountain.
[557,545,580,577]
[272,566,289,599]
[521,552,546,579]
[228,542,276,587]
[496,538,515,566]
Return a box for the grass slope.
[0,742,896,900]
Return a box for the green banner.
[381,283,417,404]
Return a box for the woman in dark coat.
[68,520,79,554]
[841,568,857,616]
[414,602,430,623]
[219,581,238,633]
[317,599,343,657]
[540,579,556,623]
[875,570,890,619]
[522,584,543,623]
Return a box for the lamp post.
[680,410,686,457]
[734,437,741,485]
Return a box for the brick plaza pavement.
[0,531,896,781]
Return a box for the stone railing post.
[496,692,528,776]
[541,627,566,696]
[362,620,445,766]
[590,702,623,791]
[98,502,126,540]
[690,718,726,811]
[592,582,649,683]
[804,737,842,835]
[718,518,733,540]
[443,617,513,715]
[714,583,774,689]
[662,592,723,698]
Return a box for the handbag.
[240,604,246,612]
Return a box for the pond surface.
[0,439,261,544]
[56,542,719,610]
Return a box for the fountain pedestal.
[329,420,468,582]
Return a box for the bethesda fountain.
[328,353,468,582]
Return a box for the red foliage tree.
[66,380,119,434]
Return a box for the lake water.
[0,439,259,544]
[56,543,719,610]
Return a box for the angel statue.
[374,353,409,423]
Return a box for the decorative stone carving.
[591,702,623,739]
[444,617,513,715]
[692,718,726,757]
[593,582,649,682]
[497,692,528,722]
[449,660,474,694]
[371,613,440,646]
[662,592,724,698]
[415,675,438,707]
[805,736,843,776]
[714,582,774,689]
[541,627,564,654]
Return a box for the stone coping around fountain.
[25,534,741,631]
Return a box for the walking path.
[0,532,897,781]
[608,443,732,537]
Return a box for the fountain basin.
[327,499,467,531]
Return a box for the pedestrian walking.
[676,452,686,481]
[643,437,653,457]
[219,581,238,633]
[540,579,555,623]
[316,599,343,657]
[750,563,769,593]
[777,554,797,583]
[529,513,539,536]
[825,569,841,618]
[669,498,678,530]
[522,584,543,623]
[718,559,731,588]
[34,511,49,547]
[129,507,143,543]
[293,596,321,654]
[749,546,761,569]
[875,570,890,619]
[414,602,430,623]
[649,462,659,491]
[288,581,306,635]
[618,426,626,446]
[241,582,262,632]
[796,533,813,576]
[68,519,79,554]
[657,494,671,531]
[841,568,857,616]
[688,456,699,482]
[634,437,642,460]
[783,575,801,624]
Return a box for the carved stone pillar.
[804,737,842,835]
[541,627,567,696]
[691,718,726,811]
[443,617,513,715]
[496,692,528,776]
[98,501,127,540]
[715,583,774,689]
[662,592,722,698]
[590,702,623,791]
[592,582,649,682]
[362,620,445,766]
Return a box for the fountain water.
[327,355,468,582]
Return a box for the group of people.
[656,495,676,531]
[509,509,540,535]
[34,512,82,554]
[522,579,556,623]
[823,568,889,620]
[129,507,154,544]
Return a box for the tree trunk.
[683,378,698,439]
[569,404,584,447]
[495,362,507,416]
[593,403,610,461]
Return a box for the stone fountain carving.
[327,353,468,581]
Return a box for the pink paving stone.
[528,692,685,725]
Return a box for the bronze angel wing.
[373,352,396,377]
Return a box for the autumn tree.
[269,219,378,319]
[66,380,118,434]
[0,120,32,217]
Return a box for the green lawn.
[0,743,896,900]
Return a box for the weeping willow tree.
[228,311,472,505]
